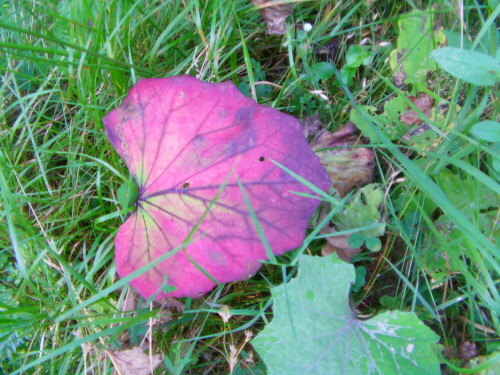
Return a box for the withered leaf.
[108,347,162,375]
[251,0,293,35]
[302,117,376,262]
[321,228,362,262]
[308,119,374,197]
[400,93,434,126]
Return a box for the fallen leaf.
[391,50,408,88]
[121,288,141,312]
[108,347,161,375]
[251,0,293,35]
[72,328,93,363]
[301,114,324,138]
[252,254,442,375]
[153,297,184,313]
[149,297,185,332]
[399,93,434,126]
[103,75,330,299]
[321,229,361,262]
[308,120,374,197]
[300,117,376,261]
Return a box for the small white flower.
[218,305,232,323]
[304,23,313,32]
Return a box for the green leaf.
[365,236,382,251]
[389,11,445,89]
[431,47,500,86]
[470,120,500,142]
[380,295,398,310]
[442,30,473,49]
[339,66,356,85]
[310,62,335,81]
[333,184,386,239]
[349,105,379,141]
[419,168,500,280]
[345,45,372,68]
[117,176,138,210]
[348,233,366,248]
[252,254,441,375]
[352,266,367,293]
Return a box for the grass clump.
[1,0,498,374]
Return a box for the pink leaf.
[103,75,330,299]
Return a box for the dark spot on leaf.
[259,156,265,162]
[360,193,367,205]
[182,182,190,189]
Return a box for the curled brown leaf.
[302,116,376,262]
[321,229,362,262]
[307,118,375,197]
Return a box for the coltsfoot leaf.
[252,254,441,375]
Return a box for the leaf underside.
[252,254,441,375]
[103,75,331,299]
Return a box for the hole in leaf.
[182,182,190,189]
[258,156,265,162]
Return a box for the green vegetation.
[1,0,498,374]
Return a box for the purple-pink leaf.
[103,75,330,299]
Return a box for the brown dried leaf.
[251,0,293,35]
[318,203,364,262]
[321,233,362,262]
[308,120,374,197]
[108,347,162,375]
[121,288,140,312]
[400,93,434,126]
[301,114,324,138]
[72,328,93,360]
[150,297,185,333]
[152,297,184,313]
[305,118,377,261]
